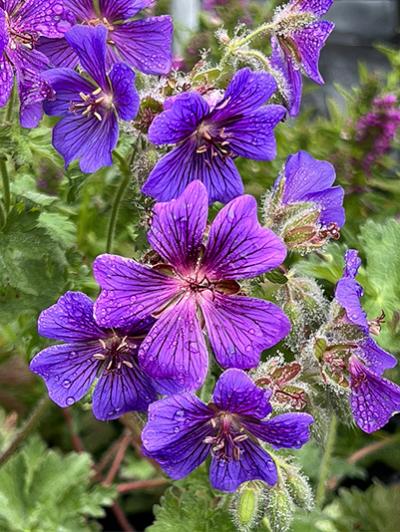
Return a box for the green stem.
[0,200,6,229]
[236,49,272,70]
[106,142,139,253]
[0,396,50,468]
[316,414,338,508]
[5,84,15,123]
[234,22,275,48]
[0,158,10,214]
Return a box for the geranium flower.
[93,181,291,394]
[38,0,173,74]
[142,369,313,492]
[270,0,334,116]
[30,291,157,421]
[0,0,74,126]
[142,68,286,203]
[329,250,400,433]
[43,24,139,173]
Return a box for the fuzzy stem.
[316,414,337,508]
[0,396,50,467]
[0,158,10,214]
[234,22,275,48]
[117,478,169,493]
[5,84,15,123]
[106,142,139,253]
[236,49,272,70]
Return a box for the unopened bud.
[264,485,295,532]
[285,468,314,511]
[230,482,266,531]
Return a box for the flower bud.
[284,468,314,511]
[264,485,295,532]
[230,482,265,531]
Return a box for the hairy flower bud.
[264,485,295,532]
[284,467,314,511]
[230,482,266,531]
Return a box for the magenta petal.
[99,0,152,21]
[212,369,272,419]
[111,16,173,75]
[142,139,244,204]
[200,293,291,369]
[30,343,99,408]
[93,254,181,328]
[38,291,105,342]
[92,360,157,421]
[139,296,209,394]
[349,356,400,433]
[148,181,208,274]
[209,439,277,492]
[245,412,313,449]
[148,92,209,146]
[202,195,287,280]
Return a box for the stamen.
[122,360,134,369]
[94,112,103,122]
[93,353,107,360]
[99,339,107,349]
[92,87,102,96]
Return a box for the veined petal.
[209,439,277,492]
[42,67,95,116]
[245,412,313,449]
[292,20,334,84]
[38,291,105,342]
[148,181,208,274]
[211,68,277,122]
[212,369,272,419]
[16,0,74,38]
[202,195,287,280]
[0,9,8,58]
[52,111,119,173]
[148,92,209,146]
[92,358,157,420]
[142,139,244,204]
[296,0,334,18]
[335,277,367,329]
[37,36,79,69]
[93,254,181,328]
[360,337,397,376]
[226,105,285,161]
[0,55,13,108]
[65,25,108,88]
[200,293,291,369]
[111,16,173,75]
[138,296,209,394]
[343,249,362,278]
[304,186,345,227]
[99,0,153,21]
[109,62,139,120]
[64,0,94,19]
[30,343,99,408]
[349,356,400,433]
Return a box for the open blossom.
[328,250,400,433]
[0,0,74,127]
[43,25,139,173]
[39,0,173,74]
[93,181,291,394]
[29,291,157,421]
[142,68,286,204]
[142,369,313,492]
[270,0,334,117]
[264,150,345,251]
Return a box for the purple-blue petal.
[37,36,79,69]
[42,67,95,116]
[0,9,8,57]
[296,0,334,17]
[109,62,139,121]
[343,249,362,278]
[98,0,152,21]
[0,55,14,108]
[244,412,313,449]
[335,278,368,329]
[360,337,397,376]
[64,0,94,19]
[16,0,74,38]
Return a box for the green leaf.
[0,436,116,531]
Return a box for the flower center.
[92,335,137,373]
[195,122,233,161]
[71,88,113,121]
[86,17,114,31]
[203,412,248,461]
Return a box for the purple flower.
[43,25,139,173]
[39,0,173,75]
[270,0,334,117]
[335,250,400,433]
[93,181,291,394]
[0,0,74,127]
[29,291,157,421]
[142,68,286,204]
[142,369,313,492]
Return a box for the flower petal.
[52,111,119,173]
[200,293,291,369]
[142,393,213,479]
[211,68,278,122]
[297,0,334,18]
[209,439,277,492]
[38,291,105,342]
[292,20,334,84]
[148,181,208,274]
[111,16,173,75]
[109,62,139,120]
[245,412,313,449]
[93,253,181,328]
[335,277,367,329]
[37,36,79,68]
[42,67,94,116]
[139,296,209,394]
[148,92,209,145]
[344,249,362,278]
[16,0,74,38]
[212,369,272,419]
[63,0,94,19]
[65,25,108,88]
[99,0,152,21]
[0,9,8,58]
[0,55,13,108]
[349,356,400,433]
[30,343,99,408]
[92,359,157,421]
[304,186,345,227]
[202,195,287,280]
[226,105,285,161]
[142,139,244,204]
[360,337,397,376]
